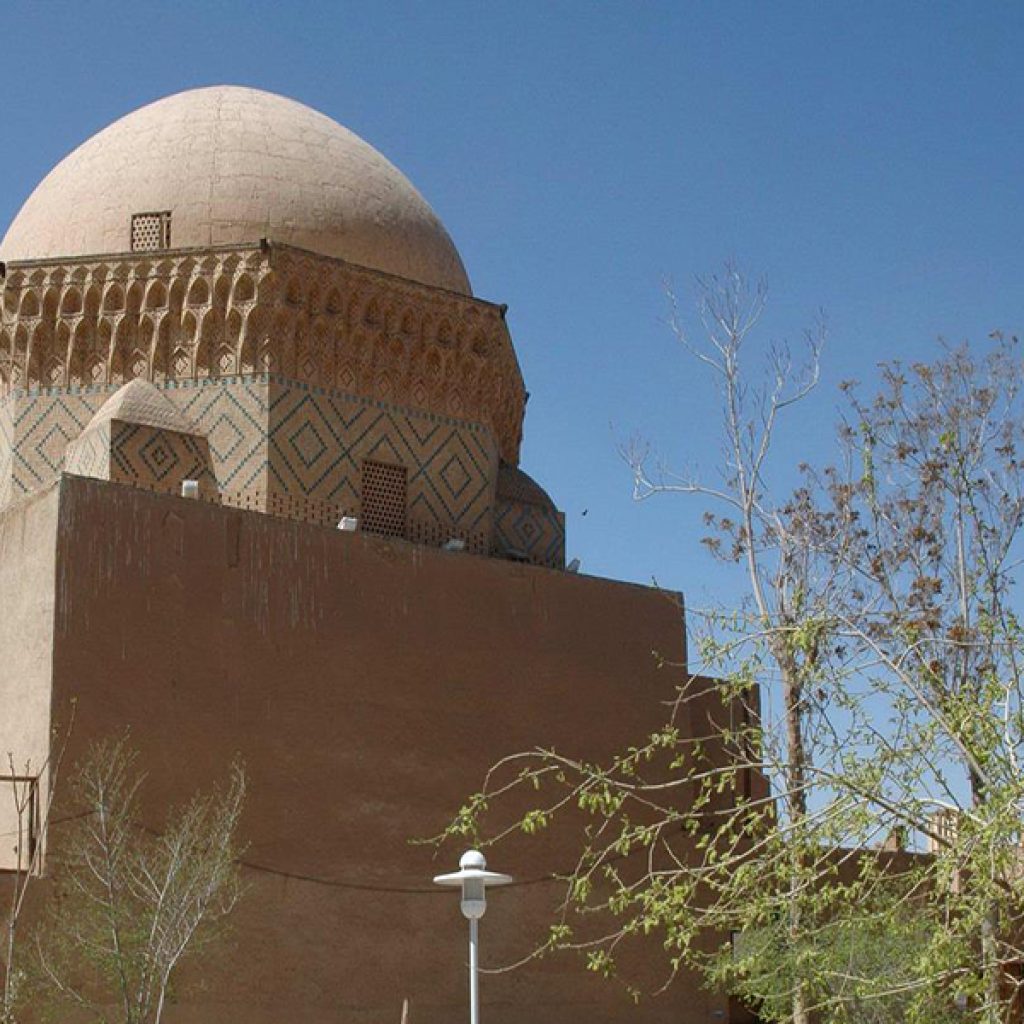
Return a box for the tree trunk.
[971,769,1002,1024]
[779,643,811,1024]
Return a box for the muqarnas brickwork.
[0,220,564,565]
[0,241,561,569]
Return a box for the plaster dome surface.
[82,379,200,436]
[0,86,471,295]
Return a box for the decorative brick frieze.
[0,241,525,463]
[0,241,563,566]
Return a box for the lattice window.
[130,211,172,252]
[361,460,407,539]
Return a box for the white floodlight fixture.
[180,479,200,500]
[337,516,358,532]
[434,850,512,1024]
[443,537,467,552]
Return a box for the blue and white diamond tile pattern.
[0,375,568,561]
[111,423,214,495]
[266,379,500,554]
[493,499,566,569]
[4,378,267,504]
[65,420,217,500]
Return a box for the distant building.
[0,87,744,1023]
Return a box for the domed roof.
[496,462,556,508]
[82,378,200,435]
[0,86,471,295]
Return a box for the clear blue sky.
[3,2,1022,606]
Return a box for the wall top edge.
[55,472,599,585]
[1,241,266,271]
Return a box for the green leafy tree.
[443,271,1024,1023]
[821,338,1024,1022]
[728,889,965,1024]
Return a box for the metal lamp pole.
[434,850,512,1024]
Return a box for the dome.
[0,86,471,295]
[496,462,556,508]
[81,378,200,436]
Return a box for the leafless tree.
[35,737,246,1024]
[1,706,75,1024]
[625,264,830,1024]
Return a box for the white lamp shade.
[434,850,512,919]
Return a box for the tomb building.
[0,87,754,1024]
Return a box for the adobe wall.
[0,486,58,870]
[40,474,725,1024]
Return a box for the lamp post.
[434,850,512,1024]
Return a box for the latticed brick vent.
[361,460,407,538]
[130,212,172,252]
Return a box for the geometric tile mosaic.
[115,422,214,496]
[1,377,268,506]
[0,373,503,555]
[64,419,216,501]
[266,378,500,554]
[493,499,566,569]
[0,370,561,565]
[171,377,269,500]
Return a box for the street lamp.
[434,850,512,1024]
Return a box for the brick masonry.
[0,243,565,566]
[0,374,563,561]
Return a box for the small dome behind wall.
[65,379,216,500]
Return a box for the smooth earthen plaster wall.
[0,487,58,869]
[15,474,733,1023]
